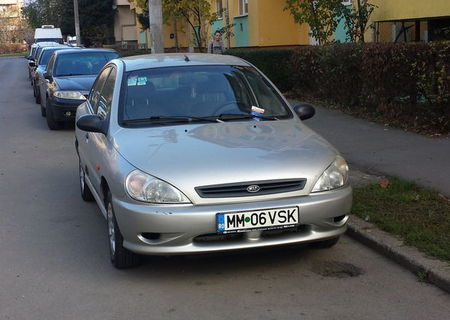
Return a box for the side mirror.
[294,103,315,121]
[43,72,52,81]
[28,61,36,67]
[76,114,107,135]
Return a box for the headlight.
[125,170,191,204]
[312,155,349,192]
[54,91,86,100]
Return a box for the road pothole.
[312,260,364,278]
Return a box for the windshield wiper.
[122,116,220,124]
[57,73,87,76]
[215,113,279,121]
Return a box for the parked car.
[40,48,120,130]
[32,45,73,106]
[26,42,61,81]
[75,53,352,269]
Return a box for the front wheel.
[106,192,141,269]
[79,161,94,201]
[46,101,63,130]
[34,84,41,104]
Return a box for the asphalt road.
[0,57,449,320]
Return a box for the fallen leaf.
[379,180,390,189]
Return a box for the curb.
[346,215,450,294]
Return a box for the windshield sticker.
[127,76,138,86]
[137,77,147,86]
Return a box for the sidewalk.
[296,102,450,293]
[302,104,450,197]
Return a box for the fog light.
[141,232,160,240]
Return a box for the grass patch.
[352,177,450,262]
[0,52,27,58]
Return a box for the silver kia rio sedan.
[75,53,352,268]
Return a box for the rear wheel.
[46,101,63,130]
[310,236,340,249]
[106,192,140,269]
[79,161,94,201]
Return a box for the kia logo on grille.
[247,185,261,193]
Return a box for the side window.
[89,67,111,114]
[97,68,117,119]
[46,55,55,75]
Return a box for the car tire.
[79,161,94,201]
[106,192,141,269]
[310,236,340,249]
[46,101,63,130]
[34,85,41,104]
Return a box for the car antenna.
[184,55,190,62]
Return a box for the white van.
[34,25,63,44]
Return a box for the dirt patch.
[312,260,364,278]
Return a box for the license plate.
[217,206,299,234]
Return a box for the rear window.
[54,52,119,77]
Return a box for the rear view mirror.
[28,61,36,67]
[294,103,316,121]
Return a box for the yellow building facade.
[368,0,450,42]
[211,0,310,48]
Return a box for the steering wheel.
[212,100,248,115]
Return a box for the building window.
[216,0,223,18]
[239,0,248,16]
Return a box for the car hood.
[112,120,339,203]
[54,75,96,92]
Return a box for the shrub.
[0,43,26,54]
[234,42,450,134]
[290,43,363,106]
[225,48,294,92]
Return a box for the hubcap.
[107,204,116,256]
[79,165,85,191]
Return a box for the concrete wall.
[114,5,137,42]
[211,0,309,48]
[249,0,309,47]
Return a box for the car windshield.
[120,65,291,124]
[54,52,119,77]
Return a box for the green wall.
[233,15,249,47]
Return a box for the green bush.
[225,48,294,92]
[227,42,450,134]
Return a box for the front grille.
[195,179,307,198]
[194,233,244,243]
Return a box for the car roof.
[120,53,251,72]
[40,45,70,51]
[54,48,118,56]
[35,42,61,47]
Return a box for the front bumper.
[49,98,85,121]
[113,185,352,255]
